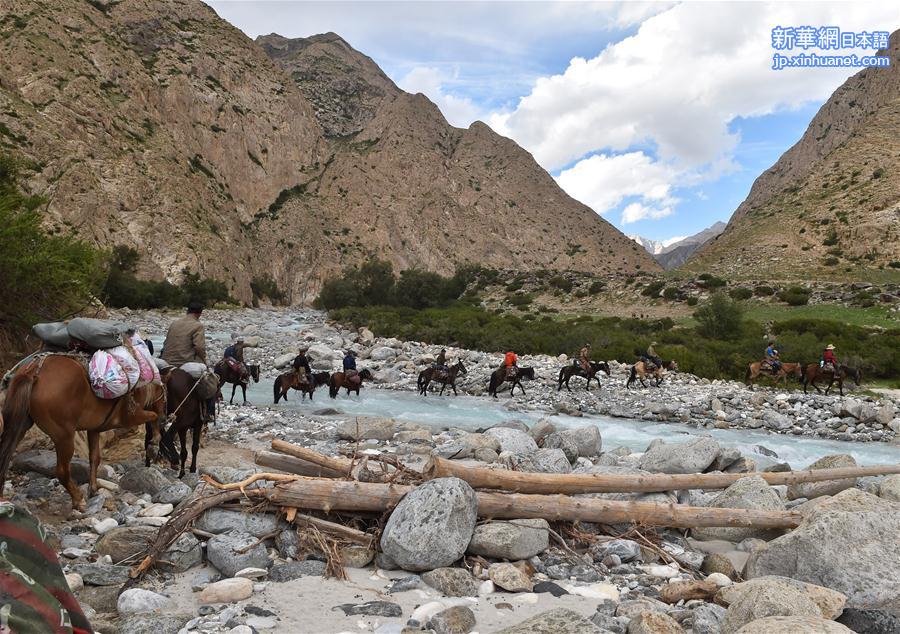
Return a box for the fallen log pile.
[128,438,900,583]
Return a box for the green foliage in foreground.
[330,302,900,381]
[0,154,105,327]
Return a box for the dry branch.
[268,478,802,529]
[293,513,374,547]
[271,439,355,475]
[255,450,345,478]
[424,456,900,494]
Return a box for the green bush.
[662,286,680,300]
[823,230,839,246]
[778,286,811,306]
[823,257,839,266]
[693,293,744,340]
[754,285,775,296]
[588,281,605,294]
[729,287,753,301]
[508,293,533,307]
[642,281,665,297]
[250,274,286,305]
[0,153,105,328]
[686,296,699,306]
[548,275,573,293]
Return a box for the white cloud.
[555,151,679,215]
[397,66,482,128]
[621,202,673,224]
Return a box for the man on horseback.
[821,344,837,373]
[433,348,448,379]
[161,302,215,422]
[577,343,592,372]
[763,341,781,374]
[292,348,311,382]
[645,342,662,370]
[223,339,247,376]
[343,350,360,386]
[501,350,518,380]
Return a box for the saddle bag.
[32,322,71,349]
[88,350,137,399]
[67,318,132,349]
[196,372,220,400]
[179,362,208,379]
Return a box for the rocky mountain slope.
[686,31,900,281]
[655,222,726,270]
[0,1,657,304]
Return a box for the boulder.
[269,560,326,582]
[489,562,533,592]
[875,404,895,426]
[693,476,786,542]
[485,427,538,456]
[590,539,642,563]
[158,532,202,573]
[517,448,572,474]
[786,455,857,500]
[878,474,900,502]
[152,481,193,505]
[559,425,602,457]
[721,580,821,633]
[198,577,253,604]
[745,489,900,609]
[421,567,480,597]
[638,437,721,474]
[718,576,847,621]
[119,614,193,634]
[369,346,397,361]
[274,353,295,369]
[627,611,684,633]
[495,608,607,633]
[72,564,130,586]
[118,467,172,496]
[733,616,853,633]
[837,608,900,633]
[529,418,557,444]
[94,526,158,564]
[543,432,579,463]
[692,603,727,634]
[206,532,269,578]
[334,601,402,617]
[358,327,374,343]
[308,344,337,370]
[467,519,550,560]
[117,588,171,615]
[430,605,477,634]
[337,417,397,441]
[195,508,280,537]
[11,450,113,483]
[380,478,477,571]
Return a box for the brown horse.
[802,363,862,396]
[213,359,260,405]
[418,361,468,396]
[0,355,167,510]
[148,368,205,478]
[626,359,678,388]
[273,371,330,404]
[488,366,537,397]
[558,361,611,391]
[329,368,374,398]
[746,361,803,390]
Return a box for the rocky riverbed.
[5,307,900,634]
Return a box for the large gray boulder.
[380,478,477,571]
[118,467,172,496]
[542,433,578,463]
[721,580,822,633]
[786,454,857,500]
[12,450,114,483]
[638,437,721,474]
[517,448,572,474]
[337,417,397,441]
[94,526,158,564]
[421,567,479,597]
[485,427,538,456]
[693,476,786,542]
[879,474,900,502]
[467,519,550,560]
[195,508,281,537]
[733,616,853,633]
[745,489,900,609]
[559,425,602,457]
[718,576,846,621]
[206,532,269,578]
[158,532,202,573]
[495,608,606,633]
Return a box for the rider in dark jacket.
[292,348,311,381]
[343,350,357,372]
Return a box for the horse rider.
[577,343,592,372]
[821,344,837,372]
[223,339,247,375]
[343,350,360,385]
[645,341,662,369]
[161,302,215,422]
[292,348,312,384]
[764,341,781,374]
[501,350,518,379]
[433,348,448,378]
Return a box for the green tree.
[693,293,744,340]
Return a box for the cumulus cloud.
[621,203,673,224]
[397,66,482,128]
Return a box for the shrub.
[250,274,286,305]
[508,293,533,307]
[686,296,699,306]
[588,281,605,294]
[662,286,680,300]
[823,229,839,246]
[693,293,744,340]
[889,261,900,269]
[778,286,811,306]
[754,285,775,296]
[697,273,726,289]
[0,153,105,327]
[823,257,839,266]
[873,167,885,179]
[548,275,573,293]
[729,287,753,301]
[642,281,665,297]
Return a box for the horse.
[213,360,260,405]
[273,371,330,403]
[557,361,611,391]
[0,354,167,510]
[802,363,862,396]
[626,359,678,388]
[745,361,803,390]
[329,368,374,398]
[147,368,204,478]
[417,361,468,396]
[488,366,537,397]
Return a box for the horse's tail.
[626,365,636,387]
[745,364,752,383]
[273,375,282,404]
[0,369,37,488]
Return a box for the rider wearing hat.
[578,343,592,372]
[821,344,837,371]
[646,341,662,369]
[292,347,311,381]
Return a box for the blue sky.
[208,1,898,243]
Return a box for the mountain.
[0,1,658,305]
[629,222,726,269]
[685,31,900,280]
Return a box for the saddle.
[225,358,243,373]
[433,365,449,381]
[505,366,518,380]
[346,369,361,386]
[821,362,835,373]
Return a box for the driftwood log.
[423,456,900,494]
[255,450,346,478]
[271,439,354,475]
[268,478,802,529]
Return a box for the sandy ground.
[160,567,603,634]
